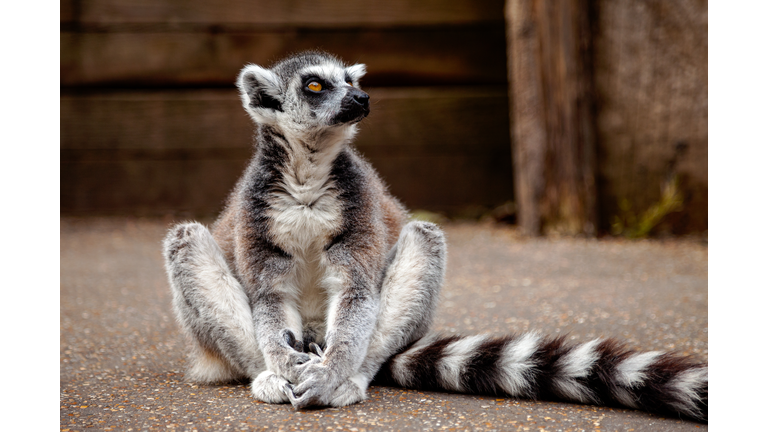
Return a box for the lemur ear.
[346,64,367,83]
[236,64,283,112]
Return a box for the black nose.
[331,88,371,124]
[349,88,369,109]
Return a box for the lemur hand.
[273,330,321,383]
[284,343,340,408]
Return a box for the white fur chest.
[266,131,348,256]
[267,164,343,328]
[262,131,352,328]
[267,177,342,255]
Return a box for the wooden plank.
[506,0,598,236]
[61,27,508,87]
[77,0,505,27]
[61,159,251,215]
[363,151,514,212]
[506,0,546,235]
[61,88,510,150]
[61,87,513,215]
[349,87,513,212]
[61,0,76,23]
[61,90,254,150]
[593,0,707,234]
[61,152,513,215]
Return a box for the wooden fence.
[61,0,514,217]
[62,0,707,235]
[507,0,706,235]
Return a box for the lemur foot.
[251,371,291,404]
[328,375,367,407]
[284,371,367,409]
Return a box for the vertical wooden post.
[505,0,597,236]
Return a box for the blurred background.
[60,0,707,237]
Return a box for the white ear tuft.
[236,64,282,109]
[346,64,367,82]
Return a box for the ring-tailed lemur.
[162,51,707,422]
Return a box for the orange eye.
[307,81,323,92]
[346,81,353,86]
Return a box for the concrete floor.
[60,217,708,431]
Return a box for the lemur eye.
[346,81,354,86]
[307,81,323,92]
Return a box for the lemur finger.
[283,329,304,352]
[290,378,312,397]
[285,381,322,409]
[288,390,323,410]
[308,342,324,357]
[285,386,302,406]
[295,354,322,370]
[292,351,312,365]
[282,383,297,400]
[291,373,329,398]
[283,329,296,346]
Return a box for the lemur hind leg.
[163,222,265,384]
[327,221,447,407]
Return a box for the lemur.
[162,51,707,422]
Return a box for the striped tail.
[373,333,707,422]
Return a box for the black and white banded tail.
[374,333,707,422]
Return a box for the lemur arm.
[234,222,315,384]
[286,240,382,407]
[251,288,316,383]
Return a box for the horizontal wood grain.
[61,90,252,150]
[73,0,505,27]
[61,87,514,215]
[61,26,508,87]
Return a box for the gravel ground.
[60,217,708,431]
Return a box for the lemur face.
[236,52,368,131]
